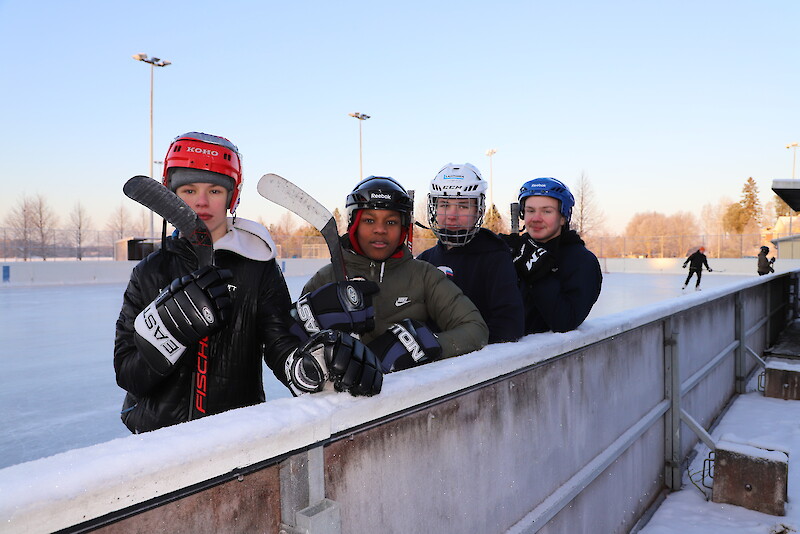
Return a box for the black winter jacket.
[417,228,524,343]
[114,222,298,433]
[502,230,602,334]
[683,251,711,271]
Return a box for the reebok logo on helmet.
[370,192,391,200]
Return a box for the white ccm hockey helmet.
[427,163,488,246]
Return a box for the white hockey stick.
[257,173,347,281]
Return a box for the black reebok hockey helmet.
[345,176,413,228]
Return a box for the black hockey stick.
[123,175,214,267]
[257,173,347,281]
[123,175,216,419]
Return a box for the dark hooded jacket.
[503,229,602,334]
[417,228,524,343]
[683,250,711,271]
[114,219,298,433]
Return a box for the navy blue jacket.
[503,230,602,334]
[417,228,525,343]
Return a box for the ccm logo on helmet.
[186,147,220,156]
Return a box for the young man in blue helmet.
[115,132,382,433]
[298,176,488,373]
[417,163,524,343]
[501,177,602,334]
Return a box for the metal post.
[734,291,746,394]
[485,148,497,209]
[132,54,171,240]
[348,112,370,179]
[663,317,682,490]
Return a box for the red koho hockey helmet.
[162,132,243,214]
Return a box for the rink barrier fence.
[3,257,800,287]
[0,272,794,533]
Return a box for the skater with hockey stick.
[115,132,382,434]
[682,246,713,291]
[500,177,602,334]
[417,163,524,343]
[300,176,488,373]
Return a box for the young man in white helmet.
[115,132,382,433]
[299,175,488,374]
[417,163,524,343]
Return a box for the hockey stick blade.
[123,175,214,267]
[257,173,346,281]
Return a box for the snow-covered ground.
[4,270,797,533]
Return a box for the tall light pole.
[485,148,497,208]
[787,142,799,179]
[349,112,370,178]
[132,53,171,239]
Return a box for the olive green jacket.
[303,242,488,360]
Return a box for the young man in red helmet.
[299,176,488,373]
[114,132,382,433]
[682,246,713,291]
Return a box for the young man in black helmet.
[299,176,488,373]
[114,132,382,434]
[417,163,524,343]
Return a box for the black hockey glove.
[291,280,380,336]
[134,266,232,374]
[512,235,556,283]
[368,319,442,373]
[284,330,383,397]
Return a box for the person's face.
[435,197,478,231]
[522,196,565,243]
[175,182,229,242]
[356,208,404,261]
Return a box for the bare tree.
[3,195,35,260]
[69,201,92,260]
[29,194,59,260]
[129,208,148,237]
[106,202,131,241]
[624,211,698,257]
[572,172,605,238]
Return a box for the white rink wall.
[0,258,330,287]
[3,257,797,287]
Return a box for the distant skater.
[757,246,775,276]
[682,246,712,291]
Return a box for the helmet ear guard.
[163,132,243,214]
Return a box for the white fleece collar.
[213,217,277,261]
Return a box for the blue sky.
[1,0,799,234]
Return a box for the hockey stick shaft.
[257,173,347,281]
[123,175,214,268]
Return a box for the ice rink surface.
[0,272,752,468]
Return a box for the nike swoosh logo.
[395,297,410,307]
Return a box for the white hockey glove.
[285,330,383,397]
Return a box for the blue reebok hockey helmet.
[518,177,575,223]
